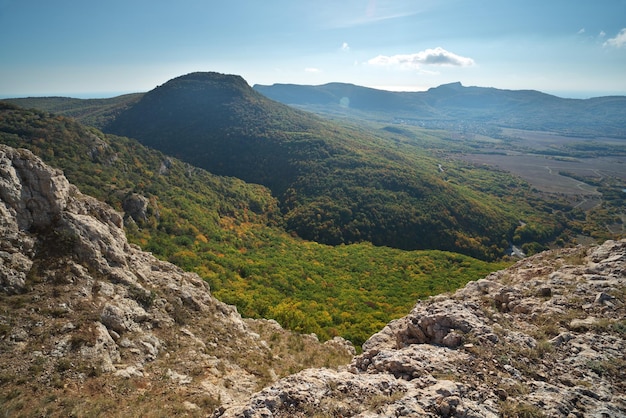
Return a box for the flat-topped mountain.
[105,72,334,193]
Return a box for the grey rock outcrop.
[0,144,353,415]
[218,240,626,417]
[122,192,151,224]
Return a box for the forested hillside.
[102,72,536,259]
[3,71,615,343]
[0,103,510,345]
[6,93,143,129]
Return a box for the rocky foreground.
[0,144,352,416]
[1,143,625,417]
[217,238,625,418]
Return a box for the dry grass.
[499,400,547,418]
[245,319,353,379]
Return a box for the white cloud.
[305,67,321,73]
[341,42,350,52]
[577,28,585,34]
[604,28,626,48]
[368,47,475,69]
[599,30,606,38]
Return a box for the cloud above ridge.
[604,28,626,48]
[368,47,475,69]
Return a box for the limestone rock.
[0,144,352,416]
[0,146,71,230]
[122,192,150,224]
[324,336,357,356]
[218,240,626,417]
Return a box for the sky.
[1,0,626,98]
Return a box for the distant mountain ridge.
[5,93,143,129]
[254,82,626,137]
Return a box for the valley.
[2,73,624,346]
[0,102,509,347]
[254,82,626,249]
[451,126,625,207]
[1,139,623,417]
[3,0,626,414]
[1,72,625,416]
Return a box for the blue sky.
[1,0,625,98]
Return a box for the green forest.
[0,103,509,345]
[102,72,568,260]
[1,91,621,346]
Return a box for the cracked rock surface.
[0,145,353,416]
[218,239,626,417]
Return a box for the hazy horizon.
[2,79,624,101]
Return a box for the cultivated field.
[458,128,626,197]
[500,128,626,148]
[460,153,626,195]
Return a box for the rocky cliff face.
[218,240,626,418]
[0,145,352,416]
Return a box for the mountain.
[1,143,623,416]
[102,72,539,259]
[253,82,429,115]
[0,144,353,416]
[220,239,626,417]
[254,82,626,137]
[5,74,600,260]
[105,72,331,193]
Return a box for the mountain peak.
[437,81,464,89]
[104,71,323,193]
[166,71,250,88]
[147,71,254,101]
[427,81,465,94]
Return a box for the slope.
[0,143,353,416]
[220,239,626,417]
[2,138,623,417]
[5,93,143,129]
[0,102,510,346]
[103,72,524,259]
